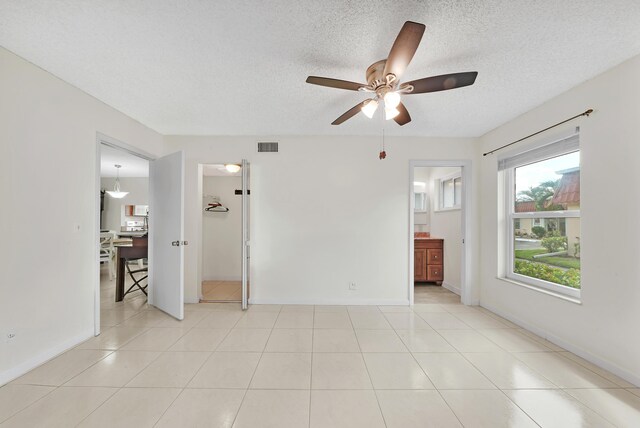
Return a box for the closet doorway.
[199,162,250,306]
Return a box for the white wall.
[202,176,242,281]
[429,167,463,293]
[165,136,481,306]
[0,47,164,384]
[479,54,640,384]
[100,177,149,231]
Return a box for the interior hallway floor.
[201,280,242,302]
[2,277,640,427]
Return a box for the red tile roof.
[552,170,580,205]
[515,201,536,212]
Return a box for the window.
[501,133,581,298]
[439,174,462,210]
[414,192,427,212]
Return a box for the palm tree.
[517,180,559,211]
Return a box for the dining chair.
[99,232,116,279]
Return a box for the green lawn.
[515,249,581,270]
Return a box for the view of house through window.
[509,150,581,293]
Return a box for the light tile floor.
[2,276,640,427]
[201,280,242,302]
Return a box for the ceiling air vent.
[257,142,279,153]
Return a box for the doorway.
[409,160,472,305]
[198,161,250,308]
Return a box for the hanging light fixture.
[106,164,129,199]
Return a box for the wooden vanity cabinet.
[414,238,444,284]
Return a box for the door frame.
[409,160,474,305]
[94,133,155,335]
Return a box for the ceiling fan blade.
[383,21,426,81]
[331,100,369,125]
[393,102,411,126]
[306,76,366,91]
[403,72,478,94]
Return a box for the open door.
[149,151,185,320]
[241,159,250,310]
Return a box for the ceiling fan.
[306,21,478,126]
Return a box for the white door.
[149,151,185,320]
[241,159,250,310]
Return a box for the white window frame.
[503,145,581,299]
[436,171,462,211]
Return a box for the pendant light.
[106,164,129,198]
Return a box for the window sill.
[434,207,461,213]
[496,276,582,305]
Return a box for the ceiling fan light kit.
[306,21,478,127]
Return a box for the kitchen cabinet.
[415,238,443,284]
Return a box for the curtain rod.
[482,108,594,157]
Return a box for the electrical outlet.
[349,282,357,290]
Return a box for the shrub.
[514,260,580,289]
[531,226,546,238]
[541,235,568,253]
[573,237,580,258]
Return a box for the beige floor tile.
[628,388,640,398]
[565,388,640,427]
[65,350,161,387]
[411,304,448,313]
[478,329,554,352]
[155,388,244,428]
[505,389,615,428]
[363,353,434,389]
[376,390,462,428]
[187,352,260,388]
[119,310,175,327]
[516,329,566,351]
[12,350,112,386]
[463,352,556,389]
[312,329,360,352]
[127,351,210,387]
[313,312,352,329]
[168,328,230,351]
[194,311,244,329]
[311,353,372,389]
[265,328,313,352]
[0,385,55,423]
[310,390,385,428]
[152,309,209,328]
[217,329,271,352]
[99,309,138,327]
[280,304,314,312]
[453,312,512,329]
[441,390,538,427]
[77,387,180,428]
[378,305,413,313]
[76,327,147,350]
[440,303,479,313]
[355,329,408,352]
[234,311,279,329]
[119,327,187,351]
[438,330,504,352]
[383,312,432,330]
[347,305,382,313]
[234,389,310,428]
[250,353,312,389]
[274,311,314,329]
[314,305,348,313]
[0,386,116,428]
[418,313,471,330]
[413,353,495,389]
[558,351,637,387]
[514,352,618,388]
[395,329,456,353]
[349,312,392,329]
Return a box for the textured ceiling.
[1,1,640,137]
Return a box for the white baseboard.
[442,281,461,296]
[481,302,640,387]
[0,329,95,386]
[184,297,200,304]
[249,297,410,306]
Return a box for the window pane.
[514,151,580,213]
[513,218,581,289]
[454,177,462,206]
[443,179,454,208]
